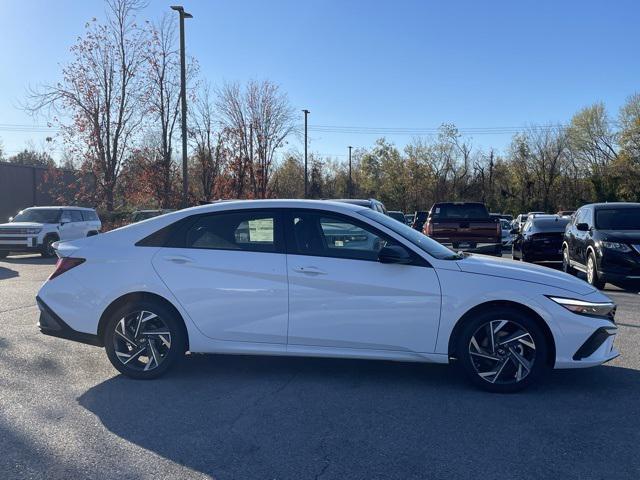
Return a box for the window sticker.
[248,218,274,242]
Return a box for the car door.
[69,210,85,238]
[573,208,590,265]
[58,210,75,241]
[285,209,442,353]
[151,209,289,344]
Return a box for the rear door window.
[70,210,84,223]
[183,211,283,253]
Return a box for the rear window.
[86,210,100,221]
[431,203,489,219]
[531,218,569,232]
[595,207,640,230]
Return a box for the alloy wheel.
[112,310,172,372]
[468,320,536,385]
[587,256,595,284]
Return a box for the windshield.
[359,209,461,260]
[12,208,61,223]
[595,208,640,230]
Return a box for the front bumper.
[36,296,102,347]
[0,235,41,252]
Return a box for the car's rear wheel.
[104,299,186,379]
[562,246,575,275]
[456,308,549,393]
[586,252,605,289]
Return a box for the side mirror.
[576,222,589,232]
[378,245,412,265]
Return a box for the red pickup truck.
[422,202,502,256]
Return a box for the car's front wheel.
[562,246,575,275]
[104,299,186,379]
[456,308,549,393]
[586,252,605,289]
[40,235,58,258]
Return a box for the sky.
[1,0,639,163]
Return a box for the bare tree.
[246,80,296,198]
[191,83,228,201]
[27,0,148,210]
[143,14,182,208]
[216,80,296,198]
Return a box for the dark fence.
[0,162,94,222]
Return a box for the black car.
[512,215,570,263]
[411,211,428,231]
[562,202,640,288]
[387,210,406,223]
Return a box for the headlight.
[548,296,616,320]
[26,228,42,235]
[599,241,631,253]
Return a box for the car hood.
[0,222,45,228]
[455,254,595,295]
[600,230,640,242]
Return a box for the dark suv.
[562,202,640,288]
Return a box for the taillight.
[426,221,433,236]
[49,257,85,280]
[496,222,501,236]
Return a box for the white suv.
[0,206,101,258]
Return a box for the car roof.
[332,199,378,206]
[586,202,640,209]
[24,206,95,211]
[183,199,367,213]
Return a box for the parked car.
[411,211,428,231]
[557,210,575,217]
[423,202,502,256]
[387,210,406,223]
[562,202,640,288]
[131,209,174,223]
[515,213,528,230]
[333,198,387,214]
[0,206,101,258]
[500,218,514,246]
[512,215,570,263]
[404,213,415,226]
[36,199,618,392]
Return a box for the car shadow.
[78,355,640,479]
[1,255,56,265]
[0,266,19,280]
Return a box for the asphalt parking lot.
[1,254,639,480]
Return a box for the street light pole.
[348,145,353,197]
[171,5,193,208]
[302,109,310,198]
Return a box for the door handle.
[293,266,326,275]
[163,255,194,264]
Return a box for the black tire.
[40,235,58,258]
[0,251,8,259]
[104,298,186,379]
[586,251,605,289]
[455,307,550,393]
[562,246,575,275]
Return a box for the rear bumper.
[36,296,102,347]
[439,241,503,256]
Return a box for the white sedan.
[36,200,618,392]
